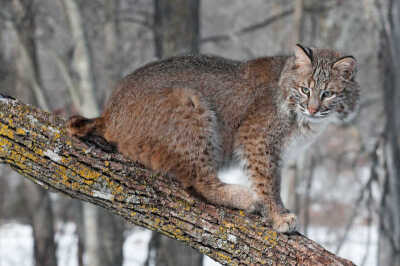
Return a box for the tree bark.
[378,0,400,264]
[0,97,355,266]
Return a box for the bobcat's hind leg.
[109,87,260,211]
[192,168,260,212]
[168,89,260,211]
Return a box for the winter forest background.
[0,0,399,266]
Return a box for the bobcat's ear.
[333,56,357,80]
[294,44,313,74]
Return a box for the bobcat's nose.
[308,106,319,115]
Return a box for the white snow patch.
[27,115,39,124]
[56,223,78,266]
[0,97,11,103]
[0,223,33,266]
[308,225,377,266]
[204,256,221,266]
[48,126,60,134]
[44,149,62,162]
[227,234,237,243]
[93,190,114,201]
[123,229,152,266]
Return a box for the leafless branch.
[201,2,340,44]
[201,9,293,44]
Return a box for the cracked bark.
[0,98,355,266]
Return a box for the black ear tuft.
[0,93,16,100]
[296,44,313,63]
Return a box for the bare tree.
[10,0,50,111]
[153,0,200,57]
[3,1,58,266]
[377,0,400,265]
[103,0,123,101]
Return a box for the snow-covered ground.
[0,222,377,266]
[308,225,377,266]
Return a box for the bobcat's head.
[280,44,359,123]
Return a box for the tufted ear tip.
[294,44,313,63]
[293,44,313,74]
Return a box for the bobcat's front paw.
[272,212,297,233]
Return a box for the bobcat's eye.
[300,87,310,96]
[321,91,334,99]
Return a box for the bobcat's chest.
[282,120,328,163]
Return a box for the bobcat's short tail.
[66,115,104,138]
[66,115,116,152]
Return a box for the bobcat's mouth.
[300,112,328,123]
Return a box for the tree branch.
[201,2,340,45]
[201,9,294,44]
[0,97,355,265]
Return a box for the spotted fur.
[66,45,359,233]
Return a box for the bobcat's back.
[101,55,287,156]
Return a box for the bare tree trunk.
[81,202,100,266]
[61,0,99,117]
[97,208,125,266]
[10,1,57,266]
[75,201,85,266]
[148,1,203,265]
[11,0,50,111]
[31,189,58,266]
[145,232,203,266]
[103,0,122,99]
[153,0,200,57]
[378,1,400,264]
[292,0,305,46]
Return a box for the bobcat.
[66,44,359,233]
